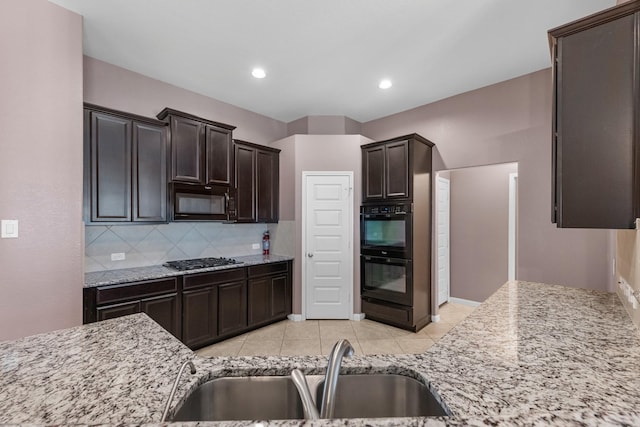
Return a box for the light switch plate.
[1,220,18,238]
[252,243,261,250]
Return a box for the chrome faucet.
[161,360,196,422]
[290,369,320,420]
[320,339,354,418]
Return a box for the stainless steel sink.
[171,373,447,421]
[314,374,448,418]
[172,376,304,421]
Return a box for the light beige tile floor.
[196,301,476,358]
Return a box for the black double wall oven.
[360,203,413,307]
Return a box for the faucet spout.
[290,369,320,420]
[161,360,196,422]
[320,338,354,418]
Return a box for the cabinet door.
[270,274,290,318]
[97,301,140,321]
[554,14,636,228]
[132,121,167,222]
[141,293,179,338]
[363,145,385,201]
[171,116,203,183]
[256,150,279,222]
[182,287,217,348]
[205,125,232,185]
[217,280,247,336]
[235,144,256,222]
[90,112,132,222]
[385,140,409,199]
[247,277,271,326]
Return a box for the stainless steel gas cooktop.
[163,257,241,271]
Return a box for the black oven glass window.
[364,219,406,247]
[364,262,407,293]
[176,192,225,215]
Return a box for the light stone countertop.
[84,254,294,287]
[2,280,640,426]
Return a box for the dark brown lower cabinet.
[84,260,293,350]
[141,294,180,337]
[217,281,248,336]
[248,262,291,327]
[86,277,180,338]
[182,287,217,348]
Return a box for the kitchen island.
[2,280,640,425]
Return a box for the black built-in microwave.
[169,182,236,221]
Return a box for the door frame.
[301,171,354,320]
[508,172,518,281]
[436,175,451,307]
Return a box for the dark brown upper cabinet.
[549,2,640,229]
[84,104,167,224]
[157,108,235,185]
[234,140,280,223]
[362,134,434,203]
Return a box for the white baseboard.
[287,314,303,322]
[449,297,482,307]
[351,313,365,321]
[431,314,441,322]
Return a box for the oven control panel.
[361,203,412,215]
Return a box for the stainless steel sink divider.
[161,360,197,422]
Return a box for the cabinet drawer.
[362,298,411,325]
[183,267,246,290]
[248,262,288,278]
[96,277,177,305]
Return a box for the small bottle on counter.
[262,230,270,255]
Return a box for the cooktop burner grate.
[164,257,240,271]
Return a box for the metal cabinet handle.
[308,253,314,258]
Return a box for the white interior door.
[303,172,352,319]
[437,176,450,306]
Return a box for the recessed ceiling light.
[252,68,266,79]
[378,79,392,89]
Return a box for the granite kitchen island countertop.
[84,254,294,287]
[3,280,640,426]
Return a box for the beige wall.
[286,116,363,136]
[84,57,288,146]
[362,69,614,295]
[449,163,518,302]
[271,134,372,315]
[0,0,83,340]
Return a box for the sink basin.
[171,373,447,421]
[315,374,448,418]
[172,376,304,421]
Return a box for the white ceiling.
[49,0,615,123]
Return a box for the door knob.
[307,253,314,258]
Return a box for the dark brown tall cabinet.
[549,1,640,229]
[156,108,235,185]
[234,140,280,223]
[83,104,167,224]
[360,134,434,332]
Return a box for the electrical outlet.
[111,252,126,261]
[252,243,261,250]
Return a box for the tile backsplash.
[85,220,296,272]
